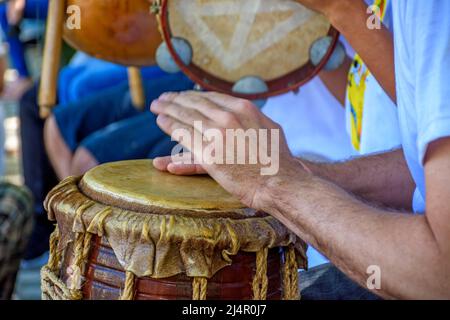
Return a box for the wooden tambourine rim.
[159,0,340,99]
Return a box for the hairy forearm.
[265,171,450,299]
[301,149,415,210]
[325,0,396,102]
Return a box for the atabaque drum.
[154,0,340,100]
[41,160,307,300]
[64,0,161,66]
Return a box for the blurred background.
[0,0,75,298]
[0,16,45,300]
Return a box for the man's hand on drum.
[150,91,309,211]
[7,0,26,26]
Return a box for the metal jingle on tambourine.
[310,36,346,71]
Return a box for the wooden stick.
[38,0,66,119]
[128,67,145,110]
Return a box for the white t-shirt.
[345,0,401,155]
[392,0,450,213]
[263,77,356,267]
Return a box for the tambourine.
[153,0,345,102]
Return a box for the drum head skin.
[160,0,338,98]
[80,160,245,214]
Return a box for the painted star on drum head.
[172,0,324,73]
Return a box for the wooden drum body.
[41,160,307,300]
